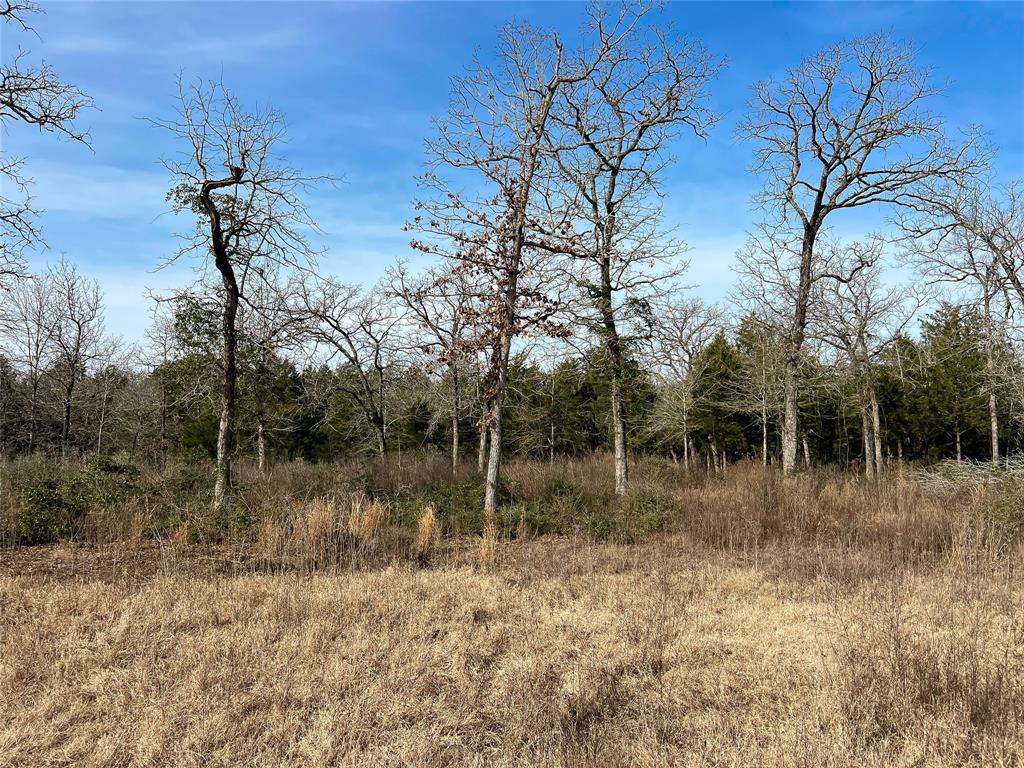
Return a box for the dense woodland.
[1,1,1022,520]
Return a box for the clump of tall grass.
[254,494,408,572]
[833,586,1024,762]
[415,504,439,565]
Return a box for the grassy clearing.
[1,535,1021,768]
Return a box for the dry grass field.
[1,527,1021,768]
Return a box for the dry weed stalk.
[415,504,439,564]
[347,495,387,543]
[478,522,497,569]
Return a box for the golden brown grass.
[1,534,1020,768]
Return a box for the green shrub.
[618,484,676,535]
[424,481,488,535]
[17,476,73,544]
[582,484,678,542]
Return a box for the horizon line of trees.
[2,1,1023,524]
[1,269,1021,473]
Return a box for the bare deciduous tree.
[903,180,1024,312]
[739,31,982,475]
[152,78,327,515]
[409,19,588,528]
[0,1,92,280]
[645,298,721,468]
[733,313,788,466]
[390,260,476,473]
[299,277,403,457]
[812,241,922,479]
[0,274,54,450]
[47,258,109,458]
[549,4,719,494]
[904,225,1013,465]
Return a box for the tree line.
[1,2,1021,525]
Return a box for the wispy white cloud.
[47,27,304,63]
[29,161,171,223]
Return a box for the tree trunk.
[213,282,238,517]
[861,405,875,481]
[599,255,628,496]
[610,376,628,495]
[450,366,460,474]
[783,226,818,476]
[477,412,488,473]
[983,290,1000,465]
[781,359,799,476]
[989,391,1000,466]
[61,380,74,459]
[483,331,512,529]
[549,421,555,465]
[27,382,38,453]
[955,419,962,463]
[761,402,768,467]
[870,387,883,477]
[257,419,267,475]
[682,411,690,470]
[802,435,811,469]
[203,173,243,519]
[95,385,109,455]
[373,416,386,457]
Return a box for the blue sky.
[5,1,1023,342]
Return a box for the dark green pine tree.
[691,333,749,467]
[920,303,990,461]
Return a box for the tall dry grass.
[0,535,1020,767]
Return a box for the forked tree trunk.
[782,231,817,476]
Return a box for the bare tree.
[739,32,982,475]
[733,312,788,466]
[410,19,589,527]
[0,1,92,281]
[390,260,476,473]
[904,225,1012,464]
[298,277,403,457]
[549,4,719,494]
[0,273,54,450]
[238,277,303,474]
[47,258,108,458]
[812,241,921,478]
[152,78,327,516]
[903,180,1024,312]
[645,298,721,468]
